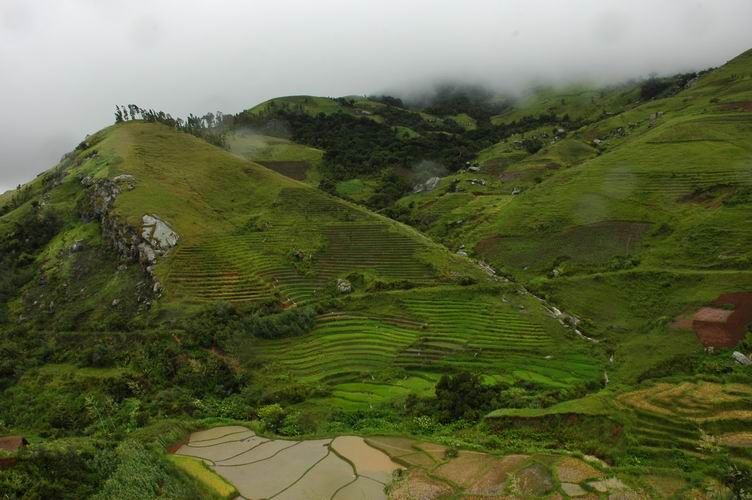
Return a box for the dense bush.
[183,302,317,347]
[521,138,543,154]
[94,441,206,500]
[244,306,317,339]
[0,206,63,323]
[0,444,114,499]
[434,371,499,422]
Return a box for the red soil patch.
[693,292,752,348]
[720,101,752,112]
[389,469,453,500]
[166,437,189,454]
[258,161,310,181]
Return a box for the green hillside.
[392,49,752,341]
[2,48,752,498]
[3,122,484,317]
[490,81,642,125]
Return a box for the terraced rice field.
[250,290,601,402]
[174,428,648,499]
[165,229,320,304]
[174,426,400,499]
[165,221,440,304]
[618,382,752,463]
[578,114,752,199]
[583,166,752,198]
[162,185,450,304]
[475,220,652,273]
[364,436,652,498]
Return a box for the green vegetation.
[2,47,752,498]
[167,455,237,499]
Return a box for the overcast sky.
[1,0,751,193]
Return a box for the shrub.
[258,404,286,433]
[434,371,498,423]
[244,306,317,339]
[94,441,204,499]
[640,77,672,100]
[521,138,543,154]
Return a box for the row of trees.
[114,104,228,147]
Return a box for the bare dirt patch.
[516,463,554,497]
[258,160,310,180]
[679,184,738,207]
[555,456,604,483]
[389,469,453,500]
[645,475,687,498]
[561,482,588,497]
[433,451,498,488]
[414,441,449,461]
[466,454,530,496]
[720,101,752,112]
[366,436,422,459]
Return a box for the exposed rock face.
[82,176,180,297]
[337,279,353,294]
[413,176,441,193]
[70,240,84,253]
[733,351,752,365]
[141,215,179,252]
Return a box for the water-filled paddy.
[175,426,654,498]
[175,426,400,499]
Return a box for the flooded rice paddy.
[175,426,400,499]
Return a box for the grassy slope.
[480,51,752,341]
[491,82,641,125]
[245,95,348,116]
[87,122,484,309]
[0,120,483,326]
[243,284,603,410]
[0,130,152,330]
[225,129,325,184]
[399,49,752,345]
[388,51,752,471]
[37,122,599,412]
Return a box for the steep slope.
[0,120,604,430]
[394,49,752,347]
[68,122,486,308]
[490,81,642,126]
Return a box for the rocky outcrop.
[337,279,352,294]
[733,351,752,365]
[82,175,180,296]
[413,176,441,193]
[141,215,179,252]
